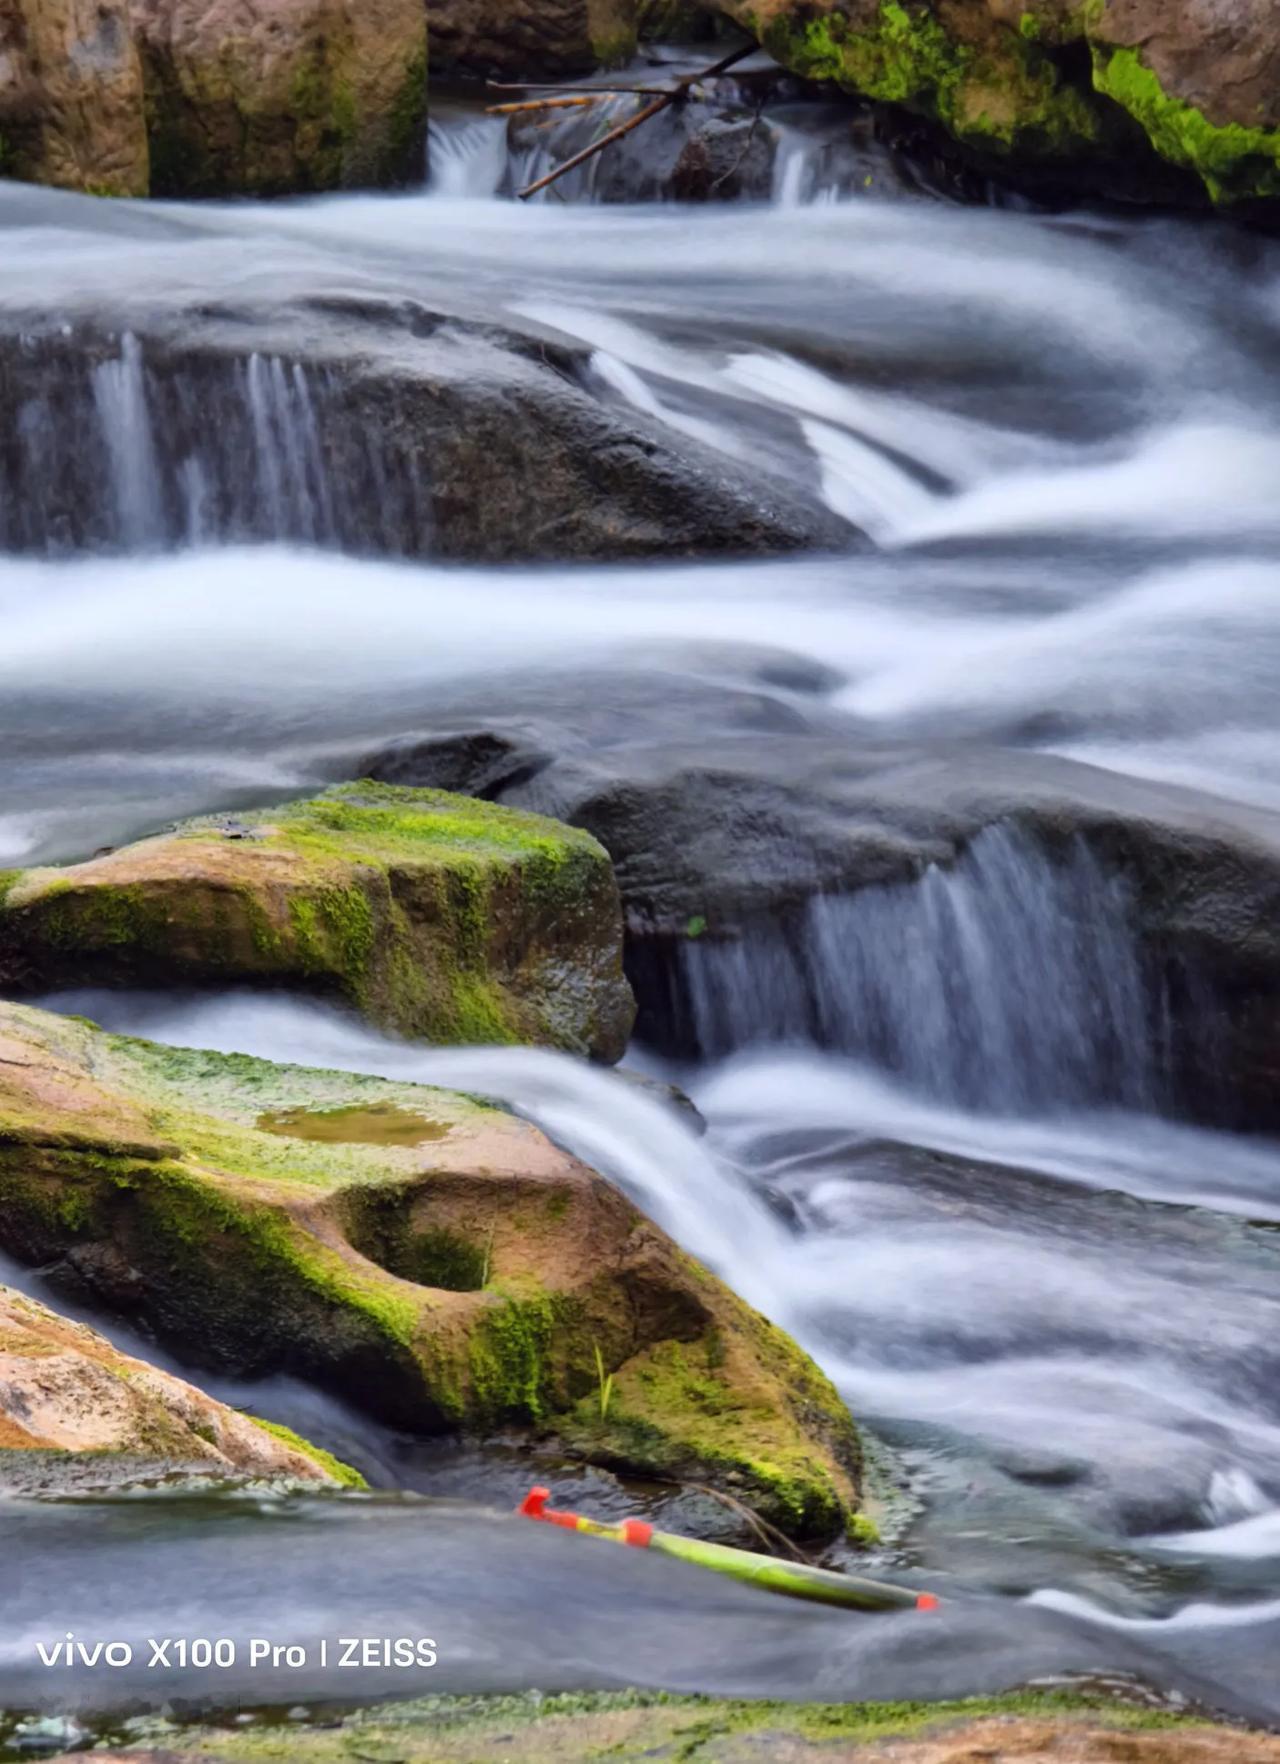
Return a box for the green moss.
[575,1332,853,1537]
[467,1285,581,1423]
[845,1508,882,1547]
[1092,45,1280,200]
[383,49,429,181]
[142,1687,1222,1764]
[249,1417,368,1488]
[0,782,626,1058]
[759,0,1103,156]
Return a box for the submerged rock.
[715,0,1280,208]
[0,1003,863,1537]
[129,0,428,197]
[0,1283,347,1487]
[430,0,638,78]
[0,0,149,196]
[0,782,635,1062]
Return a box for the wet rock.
[129,0,427,197]
[429,0,638,79]
[0,781,636,1063]
[715,0,1280,208]
[509,92,779,202]
[0,297,853,562]
[365,677,1280,1129]
[639,1,720,39]
[0,0,148,196]
[0,1283,347,1485]
[0,1002,863,1537]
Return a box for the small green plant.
[593,1340,615,1421]
[480,1220,497,1288]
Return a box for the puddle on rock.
[257,1104,450,1147]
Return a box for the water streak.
[682,825,1157,1113]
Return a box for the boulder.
[429,0,637,79]
[129,0,427,196]
[0,0,148,196]
[364,672,1280,1128]
[0,1283,350,1487]
[0,782,636,1063]
[715,0,1280,206]
[0,295,853,562]
[0,1002,863,1537]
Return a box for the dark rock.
[429,0,638,79]
[363,668,1280,1129]
[0,291,853,563]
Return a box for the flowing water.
[3,138,1280,1728]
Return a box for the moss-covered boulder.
[0,1282,352,1488]
[0,1002,861,1537]
[429,0,638,79]
[0,783,635,1063]
[717,0,1280,205]
[129,0,428,197]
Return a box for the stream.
[3,107,1280,1731]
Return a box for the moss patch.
[1092,44,1280,200]
[757,1,1104,157]
[248,1418,367,1489]
[99,1689,1251,1764]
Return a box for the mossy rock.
[135,0,428,197]
[0,1002,861,1538]
[70,1690,1276,1764]
[0,1282,354,1488]
[719,0,1280,204]
[0,782,635,1063]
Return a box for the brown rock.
[0,782,636,1065]
[0,0,148,194]
[129,0,428,195]
[717,0,1280,204]
[0,1001,863,1537]
[428,0,638,78]
[0,1283,341,1480]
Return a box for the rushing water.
[2,153,1280,1727]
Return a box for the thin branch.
[517,42,755,201]
[486,95,608,116]
[488,79,683,99]
[707,92,766,195]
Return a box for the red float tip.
[916,1593,941,1611]
[519,1486,551,1518]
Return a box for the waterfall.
[680,825,1159,1114]
[0,332,430,557]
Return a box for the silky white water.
[2,173,1280,1720]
